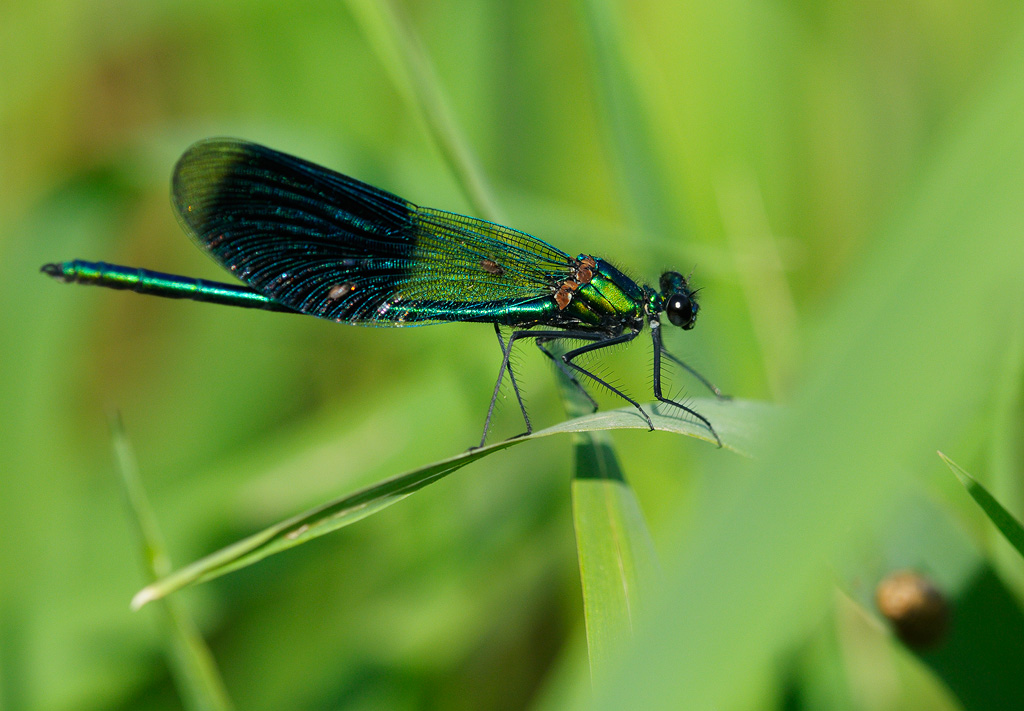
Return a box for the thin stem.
[346,0,503,222]
[111,413,234,711]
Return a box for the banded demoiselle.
[42,139,726,447]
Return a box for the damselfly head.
[658,271,700,330]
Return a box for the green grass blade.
[579,0,678,240]
[345,0,503,222]
[581,22,1024,710]
[541,397,768,456]
[986,313,1024,598]
[554,355,660,680]
[940,452,1024,561]
[130,443,510,609]
[572,431,658,680]
[111,414,233,711]
[133,399,764,608]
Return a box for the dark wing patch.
[173,139,572,325]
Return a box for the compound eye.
[666,294,697,329]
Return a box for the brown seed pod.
[875,570,950,649]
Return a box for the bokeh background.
[4,1,1024,709]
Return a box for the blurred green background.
[4,0,1024,709]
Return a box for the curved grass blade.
[541,397,768,457]
[111,414,233,710]
[940,451,1024,560]
[133,398,766,609]
[131,441,512,609]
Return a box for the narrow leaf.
[579,0,679,242]
[552,349,660,680]
[132,442,511,609]
[572,431,658,680]
[134,398,765,607]
[345,0,503,222]
[940,451,1024,560]
[111,414,233,711]
[986,311,1024,598]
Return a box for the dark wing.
[172,139,572,326]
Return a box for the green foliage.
[570,431,659,681]
[111,414,233,711]
[942,452,1024,563]
[4,1,1024,710]
[133,399,757,608]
